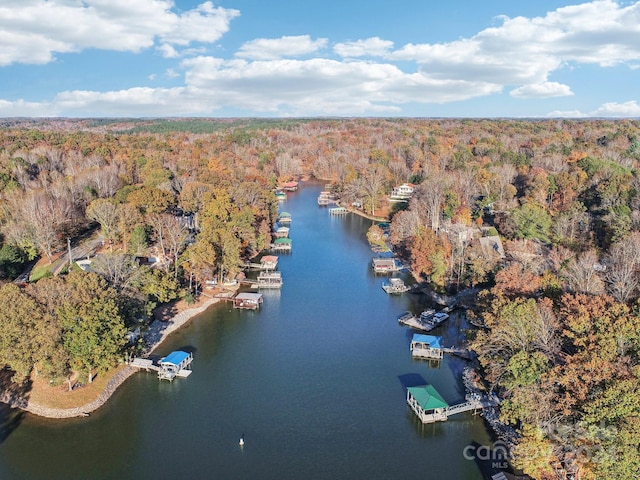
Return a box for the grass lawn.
[28,365,127,410]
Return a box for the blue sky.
[0,0,639,118]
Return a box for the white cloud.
[593,100,640,116]
[510,82,574,98]
[157,44,179,59]
[548,100,640,118]
[333,37,394,57]
[391,0,640,87]
[0,99,55,117]
[0,1,239,66]
[235,36,328,60]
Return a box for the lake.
[0,182,493,479]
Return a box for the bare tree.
[605,232,640,303]
[411,173,448,232]
[562,249,605,295]
[86,199,119,251]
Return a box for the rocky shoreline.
[1,295,225,419]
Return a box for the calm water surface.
[0,182,493,479]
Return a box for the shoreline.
[1,294,228,419]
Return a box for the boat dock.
[253,271,283,289]
[271,238,292,252]
[382,277,410,294]
[329,206,349,215]
[129,351,194,381]
[406,385,499,424]
[232,292,264,310]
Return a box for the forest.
[0,117,639,479]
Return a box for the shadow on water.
[397,373,427,391]
[0,367,32,444]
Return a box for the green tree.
[511,202,552,242]
[57,273,126,383]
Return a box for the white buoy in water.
[239,437,245,447]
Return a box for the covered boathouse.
[372,257,397,273]
[410,334,444,359]
[406,384,449,423]
[271,237,292,252]
[260,255,279,270]
[232,292,263,310]
[158,351,193,381]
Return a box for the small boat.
[239,437,245,446]
[382,278,410,294]
[418,309,436,323]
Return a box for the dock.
[382,277,410,294]
[232,292,263,310]
[406,385,499,424]
[329,207,349,215]
[253,271,283,289]
[129,351,194,381]
[271,238,292,252]
[397,309,449,332]
[372,257,399,274]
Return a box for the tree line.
[0,117,639,477]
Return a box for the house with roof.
[390,183,415,201]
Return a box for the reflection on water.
[0,181,492,480]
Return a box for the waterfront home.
[410,334,444,359]
[233,292,263,310]
[372,257,397,273]
[406,384,449,423]
[260,255,279,270]
[390,183,415,201]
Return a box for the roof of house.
[372,258,395,265]
[411,334,443,349]
[273,237,292,244]
[407,384,449,410]
[278,211,291,217]
[160,351,190,366]
[261,255,278,263]
[479,235,505,259]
